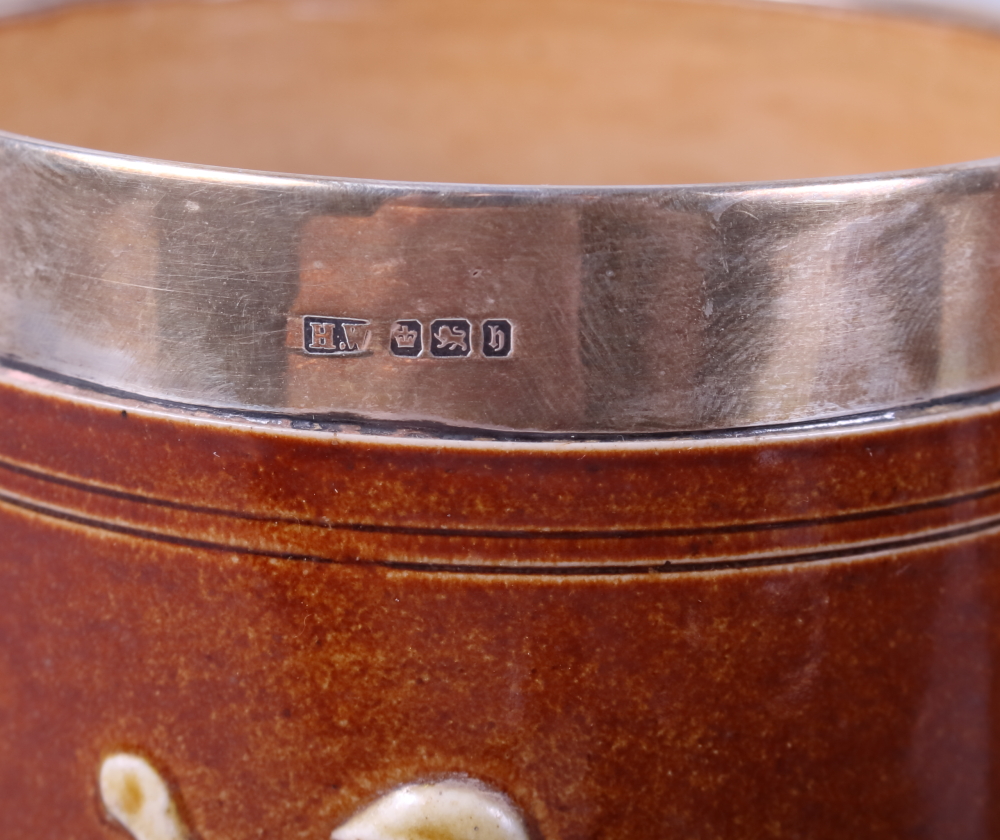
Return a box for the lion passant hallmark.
[303,316,514,359]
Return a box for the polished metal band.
[2,2,1000,435]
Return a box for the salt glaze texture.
[99,754,188,840]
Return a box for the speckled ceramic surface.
[2,368,1000,838]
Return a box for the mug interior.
[1,0,999,184]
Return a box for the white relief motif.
[331,779,530,840]
[99,753,188,840]
[97,754,526,840]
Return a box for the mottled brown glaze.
[2,368,1000,839]
[2,369,1000,567]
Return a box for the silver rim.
[2,0,1000,434]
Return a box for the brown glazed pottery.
[7,356,1000,839]
[4,0,1000,838]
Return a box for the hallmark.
[430,319,472,358]
[303,315,372,355]
[303,315,514,359]
[482,319,513,358]
[390,320,423,357]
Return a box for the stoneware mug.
[3,0,1000,837]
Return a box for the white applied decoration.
[99,753,188,840]
[332,778,530,840]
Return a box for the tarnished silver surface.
[2,3,1000,434]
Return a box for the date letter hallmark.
[389,320,423,357]
[482,319,513,358]
[303,316,372,356]
[430,319,472,358]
